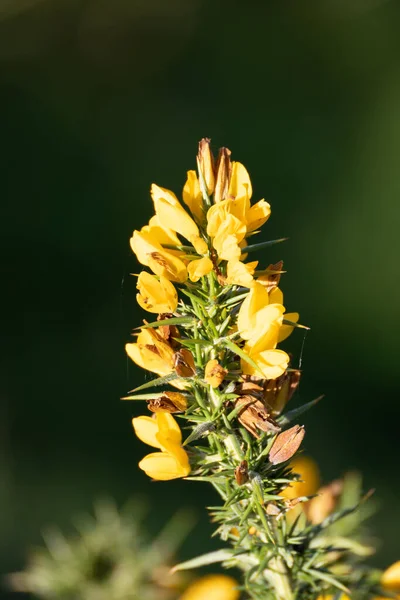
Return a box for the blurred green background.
[1,0,400,596]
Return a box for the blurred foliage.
[1,0,400,597]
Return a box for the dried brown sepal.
[214,147,232,203]
[197,138,215,196]
[236,379,264,397]
[257,261,285,292]
[305,479,343,524]
[263,370,301,416]
[235,460,249,486]
[235,397,281,439]
[173,348,196,378]
[157,313,181,348]
[147,392,188,413]
[269,425,305,465]
[204,359,227,388]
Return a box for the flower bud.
[173,348,196,378]
[269,425,305,465]
[147,392,188,413]
[214,147,232,203]
[197,138,215,196]
[204,359,227,388]
[235,460,249,486]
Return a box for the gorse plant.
[124,139,399,600]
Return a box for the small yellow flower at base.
[136,271,178,313]
[187,257,213,282]
[226,259,258,288]
[133,413,190,480]
[381,561,400,592]
[180,574,239,600]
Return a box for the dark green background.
[1,0,399,596]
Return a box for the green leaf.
[241,237,288,253]
[282,318,310,330]
[137,316,195,329]
[121,392,174,400]
[171,549,233,572]
[278,395,324,426]
[130,372,182,392]
[223,339,265,378]
[303,568,350,594]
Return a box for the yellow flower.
[130,229,187,283]
[238,283,283,341]
[187,257,213,282]
[242,345,289,379]
[226,259,258,288]
[151,184,207,255]
[180,574,239,600]
[126,327,175,378]
[381,561,400,593]
[183,170,205,224]
[136,271,178,313]
[212,214,246,261]
[245,199,271,232]
[281,456,320,501]
[141,214,181,246]
[132,412,190,480]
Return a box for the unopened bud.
[235,460,249,486]
[205,359,227,388]
[197,138,215,196]
[269,425,305,465]
[214,147,232,203]
[173,348,196,378]
[147,392,188,413]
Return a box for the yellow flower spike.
[197,137,215,196]
[228,161,253,202]
[226,259,258,288]
[136,271,178,313]
[180,574,240,600]
[151,184,208,255]
[187,257,213,282]
[183,170,205,224]
[381,561,400,592]
[130,230,187,283]
[245,199,271,232]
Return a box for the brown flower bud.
[235,397,281,439]
[173,348,196,377]
[197,138,215,196]
[214,147,232,203]
[156,313,180,348]
[305,479,343,524]
[204,359,227,388]
[269,425,305,465]
[263,370,301,416]
[235,460,249,486]
[147,392,188,413]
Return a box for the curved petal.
[138,451,190,480]
[132,416,162,449]
[279,312,299,343]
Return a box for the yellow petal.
[228,161,252,201]
[242,348,289,379]
[237,283,270,339]
[130,230,187,283]
[138,451,190,480]
[187,257,213,282]
[155,412,182,446]
[132,416,162,449]
[143,215,181,246]
[281,456,320,500]
[213,214,246,261]
[180,575,239,600]
[245,312,283,354]
[279,312,299,343]
[246,199,271,232]
[226,259,258,288]
[151,184,206,253]
[136,272,178,313]
[183,170,205,224]
[269,287,284,305]
[382,561,400,592]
